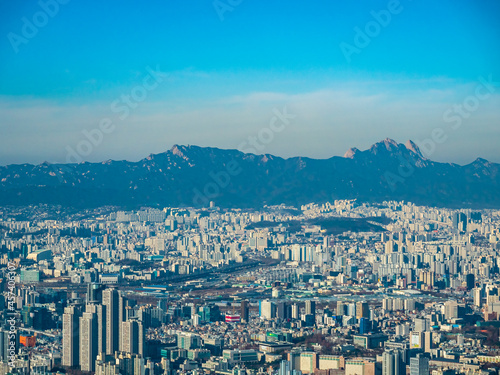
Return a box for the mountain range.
[0,138,498,209]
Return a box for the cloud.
[0,78,499,166]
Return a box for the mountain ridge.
[0,139,498,209]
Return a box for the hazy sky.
[1,0,499,165]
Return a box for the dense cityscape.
[1,200,499,374]
[2,0,499,374]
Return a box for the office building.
[260,300,276,320]
[291,304,299,320]
[305,300,316,316]
[279,359,302,375]
[466,274,475,290]
[410,353,429,375]
[0,328,18,362]
[356,301,370,319]
[444,300,459,320]
[414,318,430,332]
[178,332,202,350]
[86,283,103,304]
[337,301,346,316]
[382,349,404,375]
[241,300,249,322]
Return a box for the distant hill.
[0,139,498,209]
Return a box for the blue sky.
[0,0,499,164]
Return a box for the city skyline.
[2,200,499,374]
[1,2,500,374]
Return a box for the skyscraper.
[356,301,370,319]
[158,297,168,311]
[121,319,144,356]
[279,359,302,375]
[0,328,18,362]
[259,300,276,320]
[474,287,483,307]
[336,301,346,316]
[241,300,249,322]
[80,310,98,372]
[466,274,475,290]
[279,359,291,375]
[0,329,7,362]
[288,350,302,373]
[452,212,467,231]
[276,301,287,320]
[359,317,371,334]
[86,303,106,356]
[62,305,82,367]
[347,303,356,317]
[414,318,430,332]
[119,292,129,348]
[177,332,202,350]
[424,331,433,353]
[102,288,119,355]
[305,300,316,316]
[86,283,103,304]
[410,353,429,375]
[444,300,459,320]
[382,349,404,375]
